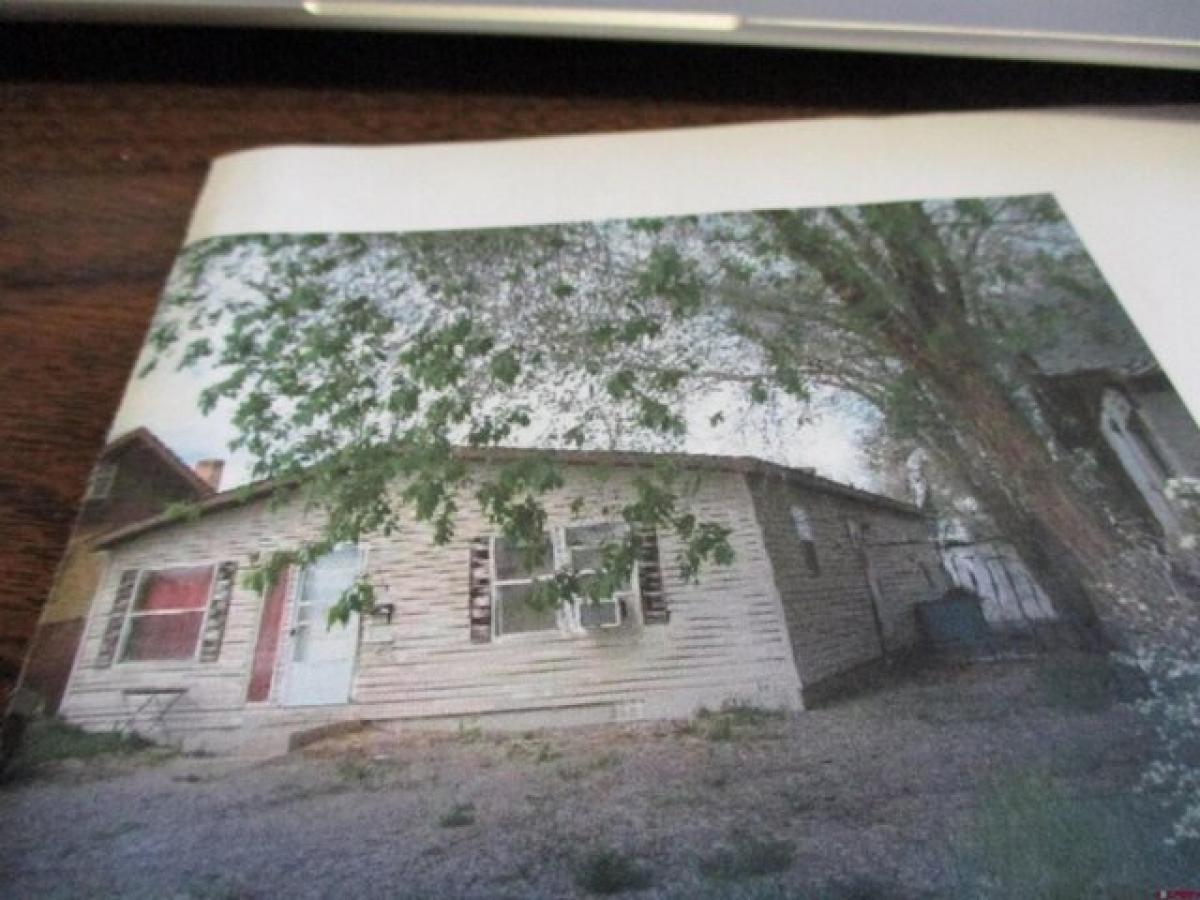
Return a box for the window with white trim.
[491,522,635,638]
[562,522,634,630]
[492,535,558,636]
[119,564,215,662]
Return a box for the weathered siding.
[747,471,946,698]
[60,495,331,750]
[60,463,802,752]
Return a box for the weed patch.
[3,718,170,782]
[506,737,562,764]
[1033,653,1123,713]
[953,769,1194,898]
[685,702,784,742]
[699,833,793,881]
[439,802,476,828]
[17,718,154,766]
[333,757,407,789]
[575,847,653,895]
[456,723,484,744]
[559,752,620,781]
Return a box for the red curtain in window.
[124,614,206,660]
[123,566,214,661]
[136,566,214,611]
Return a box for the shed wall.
[747,472,946,697]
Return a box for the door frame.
[278,544,368,708]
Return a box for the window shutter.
[468,537,492,642]
[634,529,669,625]
[96,569,138,667]
[199,561,238,662]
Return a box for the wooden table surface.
[2,21,1198,703]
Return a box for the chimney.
[194,459,224,492]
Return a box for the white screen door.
[283,545,362,707]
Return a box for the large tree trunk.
[764,203,1163,648]
[914,331,1141,648]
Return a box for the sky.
[109,343,882,495]
[108,227,890,498]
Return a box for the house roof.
[93,445,923,550]
[101,427,216,499]
[1013,277,1155,380]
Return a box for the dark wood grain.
[1,22,1198,705]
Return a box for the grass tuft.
[333,757,397,788]
[699,833,793,881]
[683,701,784,742]
[438,801,476,828]
[506,737,562,763]
[18,718,154,765]
[575,847,653,895]
[456,723,484,744]
[1033,653,1125,713]
[4,717,166,782]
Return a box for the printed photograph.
[4,196,1199,897]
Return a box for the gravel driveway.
[0,657,1159,899]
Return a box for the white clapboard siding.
[59,463,803,752]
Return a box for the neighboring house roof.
[93,445,924,551]
[1015,280,1156,379]
[101,427,217,499]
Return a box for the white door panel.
[283,546,361,707]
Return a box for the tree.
[150,224,761,620]
[727,197,1156,642]
[148,197,1166,640]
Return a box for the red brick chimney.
[194,459,224,492]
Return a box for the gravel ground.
[0,657,1154,899]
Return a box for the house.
[1039,363,1200,560]
[1013,280,1200,561]
[57,448,948,755]
[18,428,217,714]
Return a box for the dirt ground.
[0,656,1167,899]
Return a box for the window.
[493,535,559,636]
[120,565,214,662]
[563,523,633,630]
[789,506,820,576]
[85,462,117,501]
[491,523,635,638]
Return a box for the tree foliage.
[147,197,1198,844]
[148,196,1138,629]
